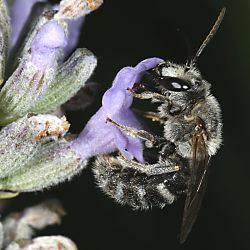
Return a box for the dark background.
[5,0,250,250]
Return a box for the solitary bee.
[92,8,225,243]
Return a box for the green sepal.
[31,48,97,114]
[0,0,10,85]
[0,59,48,125]
[0,141,87,193]
[0,114,70,179]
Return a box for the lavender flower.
[0,0,162,195]
[71,58,164,163]
[0,1,166,249]
[31,20,67,70]
[0,0,102,195]
[0,0,99,125]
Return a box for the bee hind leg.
[106,119,181,175]
[117,156,180,176]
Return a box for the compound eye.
[159,77,190,92]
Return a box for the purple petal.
[70,109,116,160]
[31,21,68,70]
[71,57,164,163]
[102,89,130,114]
[113,127,133,160]
[112,109,145,162]
[102,57,164,112]
[64,17,85,58]
[112,58,164,90]
[32,21,67,53]
[10,0,47,47]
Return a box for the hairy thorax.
[161,95,222,159]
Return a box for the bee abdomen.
[92,155,178,210]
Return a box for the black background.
[5,0,250,250]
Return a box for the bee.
[92,8,225,243]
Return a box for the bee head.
[138,61,211,114]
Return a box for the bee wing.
[179,133,210,244]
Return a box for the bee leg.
[106,117,157,148]
[132,108,163,123]
[128,88,168,103]
[118,156,180,176]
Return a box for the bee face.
[139,62,212,116]
[155,62,206,93]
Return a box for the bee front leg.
[128,87,168,103]
[106,117,159,148]
[132,108,163,123]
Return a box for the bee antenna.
[191,7,226,66]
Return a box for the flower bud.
[0,12,96,125]
[0,15,68,125]
[10,10,57,73]
[31,48,97,113]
